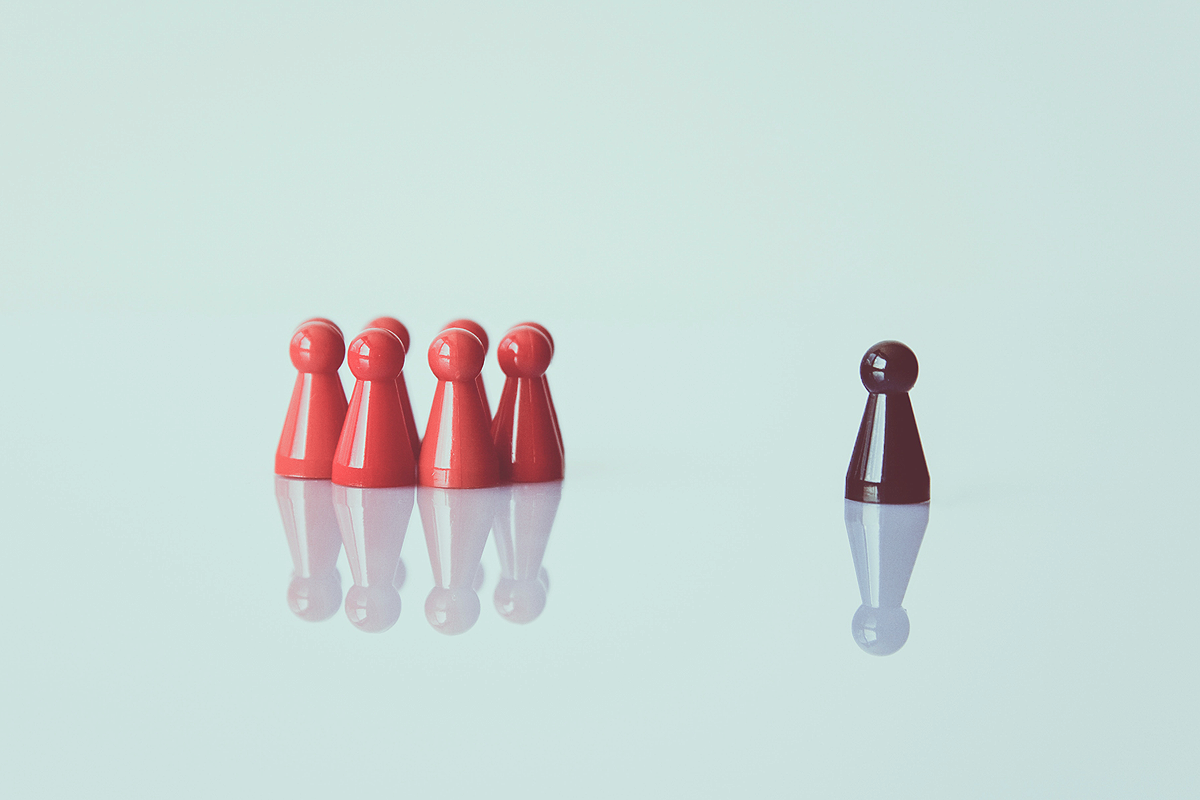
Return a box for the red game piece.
[418,328,500,488]
[276,321,349,479]
[512,321,562,455]
[275,476,344,621]
[332,328,418,488]
[443,319,492,419]
[418,486,502,635]
[492,325,564,483]
[333,484,414,633]
[365,316,421,460]
[492,481,561,624]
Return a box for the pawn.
[419,328,499,488]
[332,328,418,488]
[417,486,503,635]
[275,476,343,622]
[845,499,928,655]
[333,484,414,633]
[492,325,563,483]
[512,321,562,454]
[276,321,349,479]
[366,316,421,460]
[845,341,929,504]
[443,319,492,420]
[492,481,562,624]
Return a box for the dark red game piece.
[492,325,564,483]
[512,321,562,454]
[419,328,500,488]
[492,481,561,624]
[332,328,418,488]
[276,320,349,479]
[365,316,421,461]
[275,476,344,622]
[418,486,501,635]
[333,484,413,633]
[443,319,492,419]
[845,341,930,504]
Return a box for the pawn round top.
[347,328,406,381]
[443,318,488,351]
[860,340,919,393]
[513,321,554,356]
[290,321,345,373]
[498,325,553,378]
[428,327,486,382]
[365,316,410,353]
[300,317,343,339]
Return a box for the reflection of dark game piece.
[844,500,928,656]
[443,319,492,420]
[334,485,414,633]
[845,341,929,504]
[418,486,502,635]
[492,482,562,624]
[419,328,499,489]
[366,316,421,461]
[492,325,564,483]
[276,321,348,479]
[275,476,343,622]
[332,328,418,488]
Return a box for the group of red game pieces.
[275,316,563,488]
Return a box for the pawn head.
[514,321,554,356]
[860,340,919,393]
[497,325,553,378]
[344,584,402,633]
[287,572,343,622]
[428,327,485,382]
[424,587,481,635]
[365,316,411,353]
[852,605,910,656]
[299,317,343,339]
[347,328,406,381]
[444,318,488,351]
[494,578,547,624]
[290,321,345,374]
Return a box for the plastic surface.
[275,321,349,479]
[844,499,929,656]
[365,316,421,459]
[443,319,492,419]
[492,325,564,483]
[333,484,413,633]
[274,476,344,622]
[419,328,500,488]
[492,481,562,624]
[845,341,930,504]
[332,328,418,488]
[417,486,503,635]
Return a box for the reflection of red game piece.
[276,321,349,479]
[419,328,500,488]
[332,328,418,488]
[366,316,421,460]
[492,325,563,483]
[418,486,502,635]
[443,319,491,419]
[492,481,561,624]
[275,476,343,622]
[333,484,414,633]
[512,321,562,455]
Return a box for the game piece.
[492,481,561,624]
[419,328,500,488]
[492,325,564,482]
[332,328,418,488]
[845,341,930,504]
[275,476,344,622]
[417,486,502,635]
[512,321,562,454]
[333,484,414,633]
[365,316,421,460]
[276,320,349,479]
[442,319,492,419]
[844,499,928,655]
